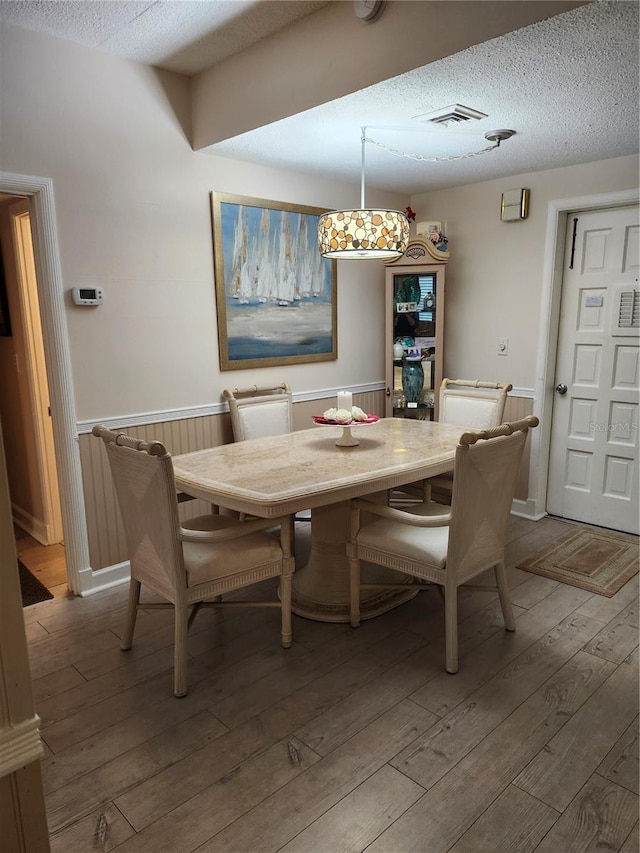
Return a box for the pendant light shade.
[317,208,410,260]
[317,128,409,260]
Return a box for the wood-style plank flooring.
[19,516,639,852]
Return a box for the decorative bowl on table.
[312,414,380,426]
[312,407,380,446]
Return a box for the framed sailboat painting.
[211,192,337,370]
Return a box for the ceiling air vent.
[413,104,488,126]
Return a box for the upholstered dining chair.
[427,378,513,501]
[223,382,293,441]
[92,425,295,697]
[347,416,539,674]
[223,383,311,524]
[439,378,512,427]
[393,378,513,505]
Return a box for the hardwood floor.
[20,516,639,852]
[14,526,67,590]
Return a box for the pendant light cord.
[362,134,500,162]
[360,129,367,208]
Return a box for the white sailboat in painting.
[230,205,251,303]
[277,210,297,306]
[296,214,314,299]
[312,239,326,298]
[254,207,274,303]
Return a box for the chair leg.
[187,602,202,630]
[280,571,292,649]
[121,578,141,651]
[444,581,458,674]
[174,602,189,698]
[349,555,362,628]
[494,561,516,632]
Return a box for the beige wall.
[0,23,405,424]
[410,154,639,389]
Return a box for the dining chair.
[223,383,293,441]
[92,425,295,697]
[393,378,513,505]
[223,383,311,523]
[428,378,513,501]
[439,378,512,428]
[347,415,539,674]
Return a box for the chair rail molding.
[75,383,388,433]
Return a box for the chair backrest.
[439,379,512,430]
[92,426,184,597]
[223,383,293,442]
[447,416,538,581]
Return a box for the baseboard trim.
[511,498,547,521]
[11,505,48,545]
[81,560,130,596]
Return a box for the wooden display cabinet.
[384,238,449,420]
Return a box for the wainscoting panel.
[504,396,535,500]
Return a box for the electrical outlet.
[497,338,509,356]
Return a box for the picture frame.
[211,192,337,371]
[0,246,11,337]
[416,221,442,236]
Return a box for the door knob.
[555,383,568,395]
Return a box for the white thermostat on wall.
[72,286,104,306]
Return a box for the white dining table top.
[172,418,462,518]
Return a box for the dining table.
[172,417,463,623]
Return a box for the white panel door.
[548,205,639,534]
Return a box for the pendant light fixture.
[317,125,515,261]
[317,129,410,261]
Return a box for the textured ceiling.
[0,0,637,193]
[0,1,331,74]
[209,2,639,193]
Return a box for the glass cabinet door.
[391,271,438,419]
[385,239,448,420]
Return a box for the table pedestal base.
[291,500,418,623]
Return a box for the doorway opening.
[0,193,67,590]
[0,172,92,595]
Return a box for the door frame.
[0,172,92,595]
[9,200,64,544]
[531,188,639,521]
